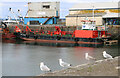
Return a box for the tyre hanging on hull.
[34,35,38,39]
[57,36,61,40]
[26,35,29,38]
[1,22,7,29]
[88,38,93,42]
[74,38,79,43]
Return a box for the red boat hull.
[21,37,102,44]
[2,33,16,39]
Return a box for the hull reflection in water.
[22,41,104,48]
[2,39,22,44]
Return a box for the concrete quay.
[39,56,119,76]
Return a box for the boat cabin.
[75,20,107,38]
[81,20,96,30]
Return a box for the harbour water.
[2,40,119,76]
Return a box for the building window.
[30,21,39,25]
[43,5,50,9]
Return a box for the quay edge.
[39,56,119,76]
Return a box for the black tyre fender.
[57,36,61,40]
[1,22,7,29]
[26,35,29,38]
[74,38,79,42]
[34,35,38,39]
[88,38,92,42]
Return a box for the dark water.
[2,40,119,76]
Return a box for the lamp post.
[76,15,78,30]
[92,6,94,24]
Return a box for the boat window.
[83,22,85,24]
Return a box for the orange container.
[75,30,98,38]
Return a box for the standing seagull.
[85,53,96,61]
[39,62,51,72]
[59,59,71,68]
[103,51,113,59]
[115,66,120,70]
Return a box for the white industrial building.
[24,2,60,25]
[27,2,60,17]
[66,2,120,26]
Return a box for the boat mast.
[18,9,22,17]
[9,8,19,24]
[18,9,24,24]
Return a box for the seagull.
[59,59,71,67]
[85,53,96,61]
[103,51,113,59]
[39,62,51,72]
[115,66,120,70]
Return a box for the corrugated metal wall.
[24,2,60,25]
[28,2,60,17]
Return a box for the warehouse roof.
[70,2,119,11]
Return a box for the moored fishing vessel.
[0,22,16,39]
[2,16,19,26]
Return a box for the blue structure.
[24,17,59,25]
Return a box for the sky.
[0,0,119,19]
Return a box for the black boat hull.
[15,33,105,44]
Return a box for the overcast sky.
[0,0,119,19]
[1,0,119,3]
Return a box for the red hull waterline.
[21,38,103,44]
[2,33,16,39]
